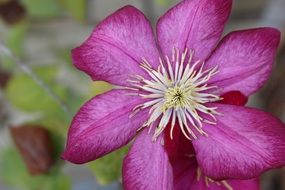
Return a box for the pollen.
[163,86,189,110]
[126,47,222,141]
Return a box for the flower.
[62,0,285,189]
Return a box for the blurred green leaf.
[35,102,74,136]
[0,148,71,190]
[156,0,171,5]
[88,146,128,185]
[20,0,61,18]
[49,130,65,160]
[59,0,86,21]
[6,21,28,56]
[41,174,70,190]
[1,21,28,71]
[89,81,112,98]
[5,65,67,113]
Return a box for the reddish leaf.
[10,125,54,175]
[0,0,26,25]
[0,70,11,89]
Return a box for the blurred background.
[0,0,284,190]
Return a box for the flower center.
[127,48,222,141]
[163,86,190,110]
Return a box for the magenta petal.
[157,0,232,61]
[72,6,160,86]
[62,90,148,164]
[206,28,281,96]
[173,156,259,190]
[218,91,248,106]
[225,178,259,190]
[193,103,285,179]
[173,157,197,190]
[123,129,173,190]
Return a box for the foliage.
[0,148,71,190]
[20,0,86,21]
[89,146,129,185]
[5,65,67,114]
[21,0,61,18]
[0,0,129,189]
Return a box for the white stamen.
[128,48,221,140]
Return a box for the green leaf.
[156,0,171,5]
[0,148,71,190]
[1,21,28,71]
[89,81,112,99]
[59,0,86,21]
[20,0,61,18]
[5,65,67,113]
[35,104,75,140]
[88,146,128,185]
[41,174,71,190]
[6,21,28,56]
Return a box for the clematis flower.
[62,0,285,189]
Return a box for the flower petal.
[173,156,197,190]
[218,91,248,106]
[62,90,148,164]
[157,0,232,61]
[225,178,259,190]
[206,28,281,96]
[172,156,259,190]
[193,103,285,179]
[123,129,173,190]
[164,123,195,163]
[72,6,160,86]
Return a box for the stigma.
[127,48,222,141]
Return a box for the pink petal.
[173,156,197,190]
[157,0,232,61]
[72,6,160,86]
[123,129,173,190]
[225,178,260,190]
[206,28,281,96]
[164,123,195,163]
[218,91,248,106]
[173,156,259,190]
[62,90,148,164]
[193,103,285,179]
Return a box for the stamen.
[170,108,176,140]
[197,168,234,190]
[127,48,221,141]
[197,168,202,181]
[221,181,234,190]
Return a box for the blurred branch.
[0,43,70,115]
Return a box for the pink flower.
[62,0,285,189]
